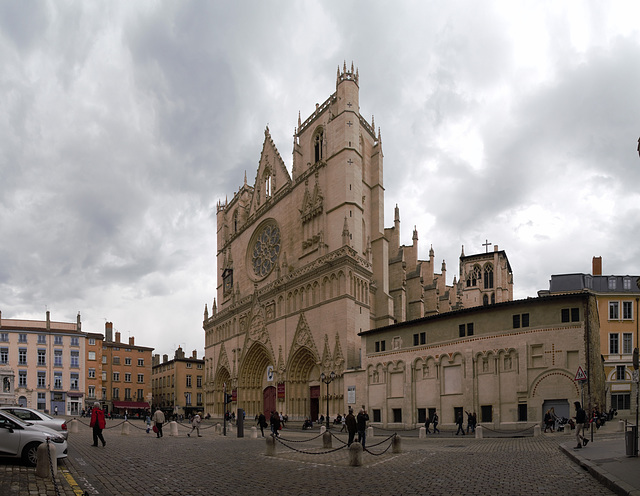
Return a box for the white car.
[0,407,68,439]
[0,410,68,466]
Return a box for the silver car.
[0,410,68,466]
[0,407,68,439]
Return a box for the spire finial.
[298,111,301,128]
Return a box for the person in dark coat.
[455,412,465,435]
[270,411,281,437]
[432,412,440,433]
[90,401,106,447]
[574,401,588,448]
[356,406,369,449]
[345,408,357,446]
[424,415,431,434]
[257,412,267,437]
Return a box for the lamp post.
[320,371,336,430]
[184,392,189,418]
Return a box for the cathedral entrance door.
[310,385,320,422]
[263,386,276,417]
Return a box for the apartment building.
[152,347,204,418]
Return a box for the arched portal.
[238,342,273,417]
[286,346,320,420]
[213,367,231,417]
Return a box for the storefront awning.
[67,392,84,398]
[112,401,150,409]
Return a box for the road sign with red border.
[574,366,587,382]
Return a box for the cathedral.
[202,63,515,420]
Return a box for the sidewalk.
[560,419,640,496]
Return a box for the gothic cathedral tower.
[203,63,394,419]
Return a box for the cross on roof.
[482,239,492,253]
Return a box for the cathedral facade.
[203,64,513,420]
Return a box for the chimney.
[129,336,135,346]
[192,350,198,359]
[592,256,602,276]
[163,354,168,363]
[115,331,121,343]
[105,322,113,342]
[76,312,81,332]
[46,310,50,331]
[0,310,2,328]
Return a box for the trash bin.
[625,425,637,457]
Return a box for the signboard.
[232,389,237,402]
[347,386,356,404]
[277,382,285,399]
[574,366,587,382]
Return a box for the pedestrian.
[432,411,440,433]
[257,412,267,437]
[145,415,151,434]
[54,405,58,416]
[270,410,281,437]
[340,413,347,432]
[455,412,465,435]
[152,407,165,438]
[188,412,202,437]
[424,415,431,434]
[574,401,589,449]
[356,405,369,449]
[89,401,106,447]
[465,410,476,434]
[345,408,357,446]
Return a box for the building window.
[372,409,381,423]
[522,313,530,327]
[518,403,528,422]
[88,368,96,379]
[608,278,617,290]
[70,337,79,346]
[89,338,96,345]
[483,264,494,289]
[314,129,324,163]
[185,392,192,405]
[70,350,79,368]
[374,340,386,353]
[137,389,144,400]
[18,334,27,343]
[612,393,631,410]
[459,324,466,337]
[617,365,626,381]
[125,357,132,366]
[624,278,632,290]
[124,388,131,400]
[197,376,202,388]
[197,393,203,406]
[392,408,402,423]
[0,348,7,364]
[610,334,619,354]
[88,351,96,361]
[37,371,46,388]
[113,357,120,365]
[70,373,79,390]
[0,333,8,342]
[413,333,419,346]
[513,315,520,329]
[54,336,63,345]
[609,302,619,320]
[186,375,192,387]
[113,372,120,382]
[54,372,62,389]
[18,349,27,365]
[125,373,131,383]
[561,309,570,323]
[481,405,493,423]
[102,355,107,364]
[38,335,46,344]
[571,308,579,322]
[623,301,633,320]
[102,388,107,399]
[102,372,107,381]
[138,374,144,383]
[88,386,96,398]
[18,371,27,388]
[467,323,474,336]
[623,333,633,355]
[113,387,119,399]
[54,350,63,367]
[186,363,192,369]
[138,358,144,367]
[37,392,46,410]
[37,349,46,366]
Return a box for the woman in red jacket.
[90,401,106,447]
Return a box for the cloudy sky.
[2,0,639,358]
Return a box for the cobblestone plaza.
[0,419,617,496]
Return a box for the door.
[310,385,320,421]
[542,399,570,421]
[263,386,276,417]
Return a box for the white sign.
[347,386,356,404]
[574,366,587,382]
[266,365,274,382]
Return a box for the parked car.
[0,410,68,466]
[0,407,68,439]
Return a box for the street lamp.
[320,371,336,430]
[184,392,189,417]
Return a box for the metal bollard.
[322,431,332,448]
[121,421,130,435]
[475,425,483,439]
[265,434,276,456]
[392,435,402,453]
[349,442,363,466]
[36,441,56,478]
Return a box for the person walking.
[356,405,369,449]
[152,407,165,438]
[257,412,267,437]
[574,401,589,448]
[89,401,106,447]
[345,408,357,446]
[188,412,202,437]
[432,411,440,433]
[455,412,465,435]
[340,414,347,432]
[424,415,431,434]
[270,411,281,437]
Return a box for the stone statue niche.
[0,366,15,406]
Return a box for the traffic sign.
[574,366,588,382]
